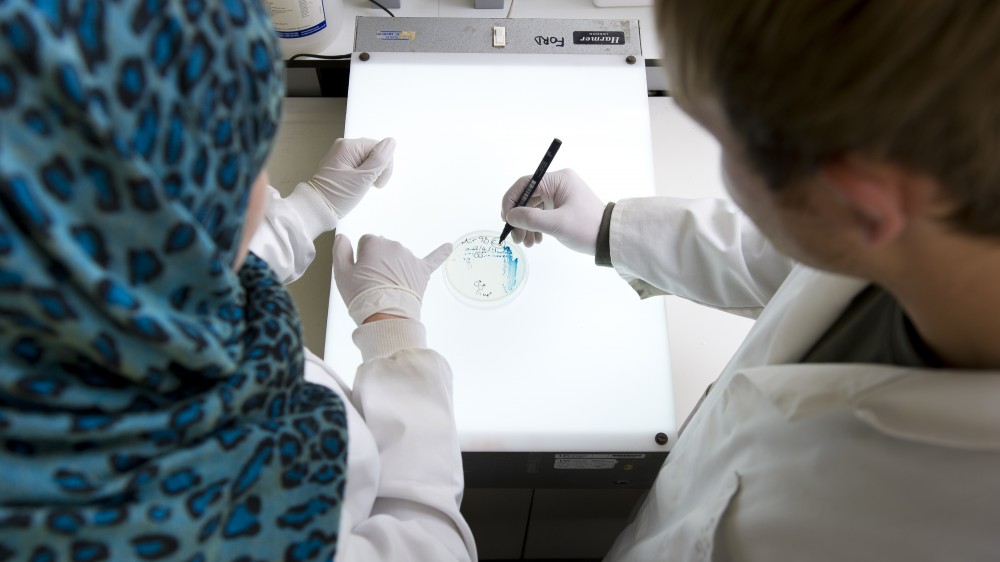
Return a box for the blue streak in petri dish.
[502,246,519,293]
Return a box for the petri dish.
[444,230,527,309]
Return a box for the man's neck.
[883,234,1000,370]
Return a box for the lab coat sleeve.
[249,184,338,284]
[610,196,796,317]
[333,319,476,561]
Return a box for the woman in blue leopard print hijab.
[0,0,349,560]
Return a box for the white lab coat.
[603,197,1000,562]
[249,185,477,562]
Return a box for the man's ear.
[822,156,907,246]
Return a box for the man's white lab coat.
[249,186,477,562]
[603,197,1000,562]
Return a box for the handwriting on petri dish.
[459,235,508,262]
[454,235,520,296]
[474,279,492,297]
[445,230,526,307]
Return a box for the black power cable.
[287,1,394,61]
[368,0,396,17]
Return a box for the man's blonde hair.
[657,0,1000,237]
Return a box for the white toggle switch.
[493,26,506,48]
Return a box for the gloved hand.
[302,137,396,224]
[500,168,605,256]
[333,234,452,325]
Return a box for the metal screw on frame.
[359,52,371,61]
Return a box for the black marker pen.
[499,138,562,245]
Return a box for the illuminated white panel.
[325,51,674,452]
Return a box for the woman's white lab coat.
[603,197,1000,562]
[249,186,477,562]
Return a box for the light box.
[324,18,675,454]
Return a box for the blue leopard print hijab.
[0,1,348,561]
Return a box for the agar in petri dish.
[444,230,527,308]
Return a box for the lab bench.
[269,94,752,559]
[269,3,753,558]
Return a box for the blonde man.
[501,1,1000,559]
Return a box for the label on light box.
[553,453,646,469]
[572,31,625,45]
[555,458,617,470]
[376,30,416,41]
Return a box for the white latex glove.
[333,234,452,325]
[302,137,396,225]
[500,168,605,255]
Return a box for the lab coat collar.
[724,265,1000,450]
[724,266,868,368]
[735,364,1000,451]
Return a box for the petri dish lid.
[444,230,527,309]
